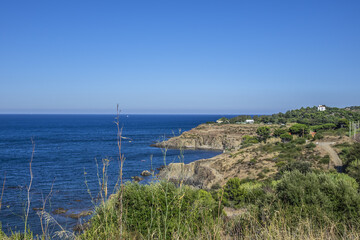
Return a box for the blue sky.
[1,0,359,114]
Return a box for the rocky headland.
[152,123,260,150]
[153,123,278,189]
[154,123,345,189]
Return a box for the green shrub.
[81,181,221,239]
[277,161,312,177]
[242,135,259,145]
[256,126,271,142]
[313,133,324,140]
[276,171,360,222]
[224,178,264,208]
[293,138,306,145]
[305,142,316,149]
[320,155,330,164]
[273,128,288,137]
[289,124,309,137]
[312,123,337,131]
[280,133,293,143]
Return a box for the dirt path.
[317,142,342,167]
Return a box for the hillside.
[155,106,359,189]
[152,123,274,150]
[228,106,360,125]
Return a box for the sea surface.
[0,114,234,236]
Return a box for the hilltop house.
[318,105,326,111]
[245,119,254,124]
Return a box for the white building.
[245,119,254,124]
[318,105,326,111]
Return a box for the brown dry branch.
[37,178,55,239]
[24,138,35,236]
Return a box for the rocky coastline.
[153,123,278,189]
[151,123,259,151]
[152,123,338,189]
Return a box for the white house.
[245,119,254,124]
[318,105,326,111]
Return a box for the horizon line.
[0,113,265,115]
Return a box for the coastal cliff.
[154,123,341,189]
[155,123,281,189]
[152,123,260,151]
[157,144,279,189]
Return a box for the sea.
[0,114,234,236]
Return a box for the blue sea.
[0,114,234,236]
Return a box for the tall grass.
[80,181,222,240]
[224,205,360,240]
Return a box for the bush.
[313,132,324,140]
[276,171,360,222]
[277,161,312,177]
[312,123,337,132]
[273,128,288,137]
[305,142,316,149]
[224,178,264,208]
[256,126,271,142]
[293,138,306,145]
[242,135,259,145]
[289,124,309,137]
[343,143,360,184]
[280,133,293,143]
[320,155,330,164]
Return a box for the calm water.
[0,114,233,235]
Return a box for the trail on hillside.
[317,142,342,167]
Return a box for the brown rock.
[132,176,144,182]
[52,208,68,214]
[67,210,92,219]
[140,170,151,176]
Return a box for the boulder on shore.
[141,170,152,176]
[67,210,92,219]
[132,176,144,182]
[52,207,68,214]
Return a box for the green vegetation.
[256,126,270,142]
[227,115,253,124]
[2,106,360,239]
[80,182,222,240]
[229,105,360,125]
[77,106,360,239]
[273,128,288,137]
[289,123,309,137]
[222,171,360,238]
[241,135,258,147]
[338,143,360,184]
[280,132,292,142]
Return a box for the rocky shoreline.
[151,123,260,151]
[152,123,279,189]
[152,123,340,189]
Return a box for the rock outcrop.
[141,170,152,176]
[158,144,281,189]
[132,176,144,182]
[152,123,260,151]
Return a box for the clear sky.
[1,0,359,114]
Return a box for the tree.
[256,126,271,142]
[273,128,288,137]
[337,118,349,129]
[289,123,309,137]
[280,133,293,143]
